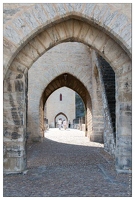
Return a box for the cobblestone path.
[3,128,132,197]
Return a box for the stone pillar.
[115,72,132,173]
[97,63,115,155]
[86,96,92,139]
[85,113,87,137]
[27,92,44,142]
[3,72,27,174]
[90,54,104,143]
[39,98,44,140]
[91,51,115,151]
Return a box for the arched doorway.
[40,73,92,142]
[3,4,131,173]
[55,112,68,128]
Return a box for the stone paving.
[3,128,132,197]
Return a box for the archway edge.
[41,73,91,109]
[55,112,68,128]
[3,3,131,78]
[39,73,92,141]
[55,112,68,121]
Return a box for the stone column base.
[90,134,103,143]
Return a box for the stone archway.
[39,73,92,143]
[3,4,131,173]
[54,112,68,128]
[3,3,131,75]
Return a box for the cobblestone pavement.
[3,128,132,197]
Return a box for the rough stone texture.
[92,51,116,155]
[3,3,132,174]
[90,53,104,143]
[3,3,131,78]
[99,56,116,131]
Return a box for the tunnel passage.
[3,4,131,174]
[42,73,89,106]
[39,73,92,140]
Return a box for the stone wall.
[90,52,104,143]
[28,42,92,140]
[45,87,75,127]
[91,51,116,155]
[3,3,132,174]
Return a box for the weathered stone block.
[29,36,45,55]
[23,9,39,29]
[42,3,57,19]
[55,3,67,16]
[16,51,33,68]
[14,79,24,92]
[73,20,82,38]
[117,80,131,93]
[103,10,118,27]
[111,52,130,69]
[116,60,131,76]
[115,155,132,172]
[10,60,27,74]
[12,15,31,37]
[30,136,43,142]
[121,23,131,41]
[93,4,108,22]
[22,43,39,62]
[90,134,103,143]
[32,4,48,24]
[79,23,89,41]
[118,91,132,102]
[6,149,25,158]
[85,26,99,46]
[3,38,17,57]
[111,14,128,35]
[117,126,132,136]
[4,79,15,92]
[62,20,74,38]
[4,24,21,44]
[71,3,83,12]
[4,92,25,110]
[82,3,96,17]
[102,39,117,60]
[3,156,26,174]
[46,25,60,43]
[3,126,25,142]
[4,110,24,126]
[5,141,26,152]
[65,3,74,12]
[93,31,108,51]
[116,141,131,153]
[119,102,132,112]
[55,22,67,40]
[37,31,52,50]
[4,69,23,81]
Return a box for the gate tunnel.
[3,4,131,174]
[39,73,92,141]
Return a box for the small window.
[60,93,62,101]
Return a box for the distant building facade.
[45,87,75,128]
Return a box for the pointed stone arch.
[39,73,92,143]
[3,4,131,174]
[3,3,131,77]
[54,112,68,128]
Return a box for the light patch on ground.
[44,128,104,148]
